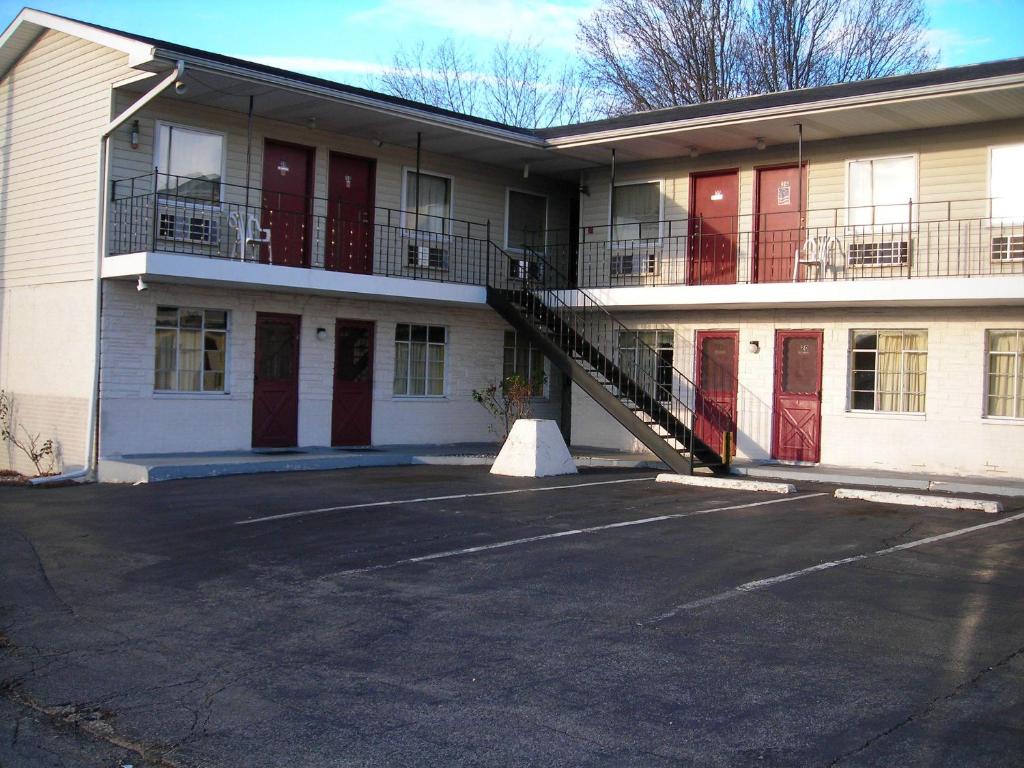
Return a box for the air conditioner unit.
[508,257,543,281]
[847,241,909,266]
[407,242,448,269]
[157,211,221,246]
[992,235,1024,261]
[610,251,657,276]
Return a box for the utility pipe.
[50,60,185,485]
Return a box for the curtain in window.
[203,332,227,391]
[876,331,903,411]
[155,329,176,390]
[408,341,427,395]
[427,345,445,395]
[393,342,409,395]
[157,125,223,201]
[991,146,1024,221]
[987,331,1019,417]
[848,157,914,227]
[902,331,927,412]
[407,173,450,234]
[613,183,659,240]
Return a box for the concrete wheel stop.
[490,419,578,478]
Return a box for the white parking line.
[235,476,656,525]
[646,508,1024,625]
[329,493,828,577]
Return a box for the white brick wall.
[99,281,562,456]
[571,306,1024,478]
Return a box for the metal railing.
[545,198,1024,288]
[109,171,498,286]
[489,239,734,467]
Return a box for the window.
[848,156,915,226]
[618,330,674,402]
[612,182,660,240]
[394,324,446,396]
[155,124,224,202]
[849,329,927,413]
[404,171,451,235]
[985,330,1024,419]
[503,331,546,397]
[155,307,228,393]
[506,190,547,253]
[991,145,1024,221]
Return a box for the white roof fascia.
[546,74,1024,149]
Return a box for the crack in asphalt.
[827,643,1024,766]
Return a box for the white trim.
[392,322,448,398]
[153,120,228,206]
[847,327,929,415]
[400,167,454,230]
[503,187,548,253]
[152,305,231,395]
[982,327,1024,421]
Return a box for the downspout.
[36,60,185,485]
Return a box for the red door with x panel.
[331,319,374,446]
[771,330,823,462]
[252,313,301,448]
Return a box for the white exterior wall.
[0,31,135,473]
[99,281,561,456]
[572,306,1024,479]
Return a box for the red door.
[695,331,739,458]
[326,153,375,274]
[689,170,739,285]
[771,330,823,462]
[754,165,807,283]
[331,319,374,446]
[261,140,314,268]
[252,313,301,448]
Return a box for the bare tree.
[578,0,747,114]
[376,38,595,128]
[578,0,937,112]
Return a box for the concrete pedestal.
[490,419,578,477]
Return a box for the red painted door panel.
[689,171,739,285]
[261,140,314,268]
[252,313,300,448]
[771,330,823,462]
[326,153,375,274]
[755,165,806,283]
[695,331,738,457]
[331,319,374,446]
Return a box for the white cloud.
[242,56,399,77]
[349,0,597,53]
[925,27,993,66]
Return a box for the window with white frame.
[506,190,547,253]
[503,330,546,397]
[618,329,674,402]
[991,145,1024,221]
[155,307,228,393]
[404,171,451,235]
[985,329,1024,419]
[155,124,224,202]
[612,182,661,240]
[849,329,927,413]
[847,156,915,227]
[394,323,446,396]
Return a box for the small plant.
[472,374,538,442]
[0,390,56,477]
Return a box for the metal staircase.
[486,244,732,474]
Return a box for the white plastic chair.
[228,211,272,262]
[794,234,844,281]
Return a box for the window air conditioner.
[407,243,448,269]
[157,211,221,246]
[991,235,1024,261]
[611,251,657,276]
[847,240,909,266]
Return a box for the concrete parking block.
[834,488,1003,513]
[656,473,796,494]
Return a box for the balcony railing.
[108,173,1022,291]
[557,198,1023,288]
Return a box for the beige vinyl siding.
[109,94,573,280]
[0,30,135,288]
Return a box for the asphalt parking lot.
[1,466,1022,767]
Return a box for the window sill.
[392,395,448,401]
[844,409,926,421]
[981,416,1024,425]
[153,391,232,399]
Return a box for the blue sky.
[2,0,1022,87]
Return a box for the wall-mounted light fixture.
[130,120,140,150]
[748,340,760,354]
[307,117,317,130]
[755,137,766,151]
[316,327,328,341]
[136,275,148,292]
[688,145,699,159]
[174,80,188,95]
[579,184,590,197]
[372,138,384,148]
[522,162,530,179]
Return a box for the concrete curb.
[656,474,796,494]
[834,488,1003,514]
